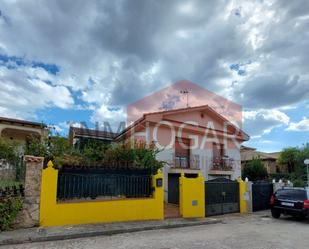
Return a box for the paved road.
[5,212,309,249]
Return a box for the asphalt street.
[4,212,309,249]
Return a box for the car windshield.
[276,189,307,201]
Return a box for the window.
[213,143,224,159]
[276,189,307,201]
[175,137,190,168]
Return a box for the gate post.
[245,181,253,213]
[179,172,205,218]
[40,161,58,226]
[237,178,249,214]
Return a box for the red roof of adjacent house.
[115,105,249,141]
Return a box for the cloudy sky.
[0,0,308,152]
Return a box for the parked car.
[270,187,309,219]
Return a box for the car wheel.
[271,209,281,219]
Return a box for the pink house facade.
[115,105,249,202]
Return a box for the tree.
[242,157,268,181]
[0,138,20,164]
[278,147,299,173]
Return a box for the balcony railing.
[211,156,234,171]
[169,154,236,171]
[171,155,200,170]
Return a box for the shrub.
[25,135,81,166]
[25,135,165,174]
[53,153,84,168]
[292,179,307,187]
[242,157,268,181]
[104,141,165,173]
[82,140,110,163]
[0,138,20,164]
[24,135,47,158]
[0,197,22,231]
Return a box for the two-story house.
[115,105,249,203]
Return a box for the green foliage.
[24,135,49,158]
[82,140,110,163]
[25,135,164,173]
[0,197,22,231]
[0,180,21,188]
[278,147,299,173]
[0,138,20,164]
[292,178,307,187]
[277,143,309,185]
[242,157,268,181]
[48,136,72,158]
[25,135,78,164]
[104,141,165,173]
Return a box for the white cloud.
[0,65,74,119]
[90,105,126,132]
[243,109,290,137]
[286,117,309,131]
[0,0,308,136]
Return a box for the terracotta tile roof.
[70,127,118,140]
[24,155,44,163]
[0,116,47,128]
[241,150,280,161]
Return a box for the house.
[114,105,249,203]
[0,116,48,144]
[0,116,48,180]
[69,126,118,149]
[240,145,280,174]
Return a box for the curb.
[0,219,221,246]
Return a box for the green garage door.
[205,178,240,216]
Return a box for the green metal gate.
[252,182,273,212]
[205,178,240,216]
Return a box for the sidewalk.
[0,217,221,246]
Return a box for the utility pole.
[305,159,309,187]
[180,89,189,108]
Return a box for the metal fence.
[57,171,153,200]
[0,184,24,198]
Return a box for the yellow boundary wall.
[179,172,205,218]
[40,161,164,227]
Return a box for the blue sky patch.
[0,54,59,74]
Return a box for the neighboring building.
[240,145,280,174]
[0,116,48,180]
[69,126,118,149]
[0,116,48,144]
[114,105,249,203]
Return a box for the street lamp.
[304,159,309,187]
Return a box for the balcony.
[170,155,200,173]
[209,156,234,176]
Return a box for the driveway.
[5,211,309,249]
